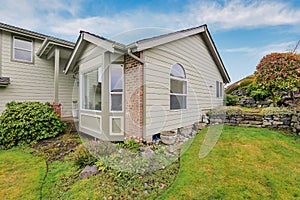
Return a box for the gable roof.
[0,22,74,58]
[64,25,230,83]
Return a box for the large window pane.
[14,49,32,62]
[170,95,187,110]
[83,69,101,110]
[110,67,123,92]
[111,94,122,111]
[170,79,186,94]
[14,38,32,50]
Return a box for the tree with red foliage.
[255,52,300,106]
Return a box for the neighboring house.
[65,24,230,142]
[0,22,75,117]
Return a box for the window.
[13,37,33,62]
[110,65,123,111]
[170,63,187,110]
[216,81,223,98]
[82,68,102,110]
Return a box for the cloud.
[188,0,300,30]
[224,41,296,58]
[1,0,300,41]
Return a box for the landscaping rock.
[80,165,99,179]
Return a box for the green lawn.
[161,126,300,200]
[0,148,46,200]
[0,126,299,199]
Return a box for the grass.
[161,126,300,200]
[0,127,299,199]
[0,147,46,200]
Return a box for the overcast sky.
[1,0,300,83]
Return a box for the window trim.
[170,63,187,110]
[109,64,124,112]
[12,36,33,63]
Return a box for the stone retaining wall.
[209,110,300,135]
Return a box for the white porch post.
[54,48,60,102]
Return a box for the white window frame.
[109,116,124,135]
[80,66,102,112]
[12,36,33,63]
[109,64,124,112]
[170,63,187,110]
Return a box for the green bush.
[247,82,270,101]
[0,101,66,149]
[262,107,294,116]
[73,144,97,168]
[225,94,239,106]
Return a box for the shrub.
[225,94,239,106]
[247,82,270,101]
[262,107,294,116]
[0,101,66,149]
[207,106,244,116]
[72,144,97,168]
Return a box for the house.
[0,22,75,117]
[65,24,230,142]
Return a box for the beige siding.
[0,31,74,117]
[144,34,224,136]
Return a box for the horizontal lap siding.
[59,59,75,117]
[144,34,224,136]
[0,31,74,117]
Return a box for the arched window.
[170,63,187,110]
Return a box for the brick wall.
[124,52,143,139]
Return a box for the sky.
[1,0,300,84]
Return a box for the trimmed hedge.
[0,101,66,149]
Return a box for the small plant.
[117,139,140,152]
[0,101,66,149]
[262,107,294,116]
[72,144,97,168]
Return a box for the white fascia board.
[64,34,84,74]
[135,26,206,51]
[203,31,230,83]
[83,33,115,53]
